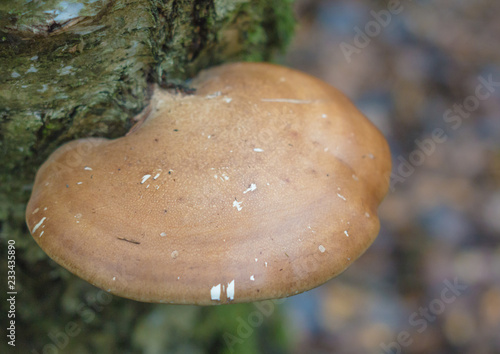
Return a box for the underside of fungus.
[26,62,391,304]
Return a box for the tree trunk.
[0,0,294,352]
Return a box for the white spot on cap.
[319,245,326,253]
[77,182,83,185]
[39,231,44,237]
[243,184,257,194]
[32,208,40,215]
[153,173,161,180]
[141,174,151,184]
[265,262,268,267]
[255,258,258,262]
[84,166,93,171]
[344,230,349,237]
[223,97,232,103]
[322,114,327,118]
[171,250,179,259]
[227,280,235,300]
[250,275,255,281]
[352,174,359,181]
[233,200,242,211]
[112,277,116,281]
[32,217,46,233]
[253,148,264,152]
[160,232,167,237]
[365,212,370,218]
[211,284,221,301]
[337,193,346,201]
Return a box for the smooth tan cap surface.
[26,62,391,304]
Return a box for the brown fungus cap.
[26,62,391,304]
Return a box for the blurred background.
[281,0,500,353]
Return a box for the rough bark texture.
[0,0,294,352]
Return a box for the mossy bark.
[0,0,294,352]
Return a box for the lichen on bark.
[0,0,294,352]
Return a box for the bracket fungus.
[26,62,391,304]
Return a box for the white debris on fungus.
[233,200,242,211]
[243,184,257,194]
[32,217,46,233]
[227,280,235,300]
[211,284,221,301]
